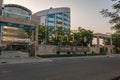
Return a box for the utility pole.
[45,7,52,54]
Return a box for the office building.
[2,4,32,44]
[34,7,70,29]
[0,1,38,56]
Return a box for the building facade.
[3,4,32,21]
[0,1,39,56]
[2,4,33,44]
[34,7,70,29]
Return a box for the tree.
[38,25,48,44]
[100,0,120,32]
[70,27,93,46]
[38,25,93,47]
[112,33,120,53]
[62,28,70,46]
[47,27,55,44]
[77,27,93,46]
[53,26,64,45]
[24,29,32,38]
[100,0,120,53]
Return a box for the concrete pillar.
[30,30,35,57]
[31,30,34,42]
[0,25,3,47]
[96,36,100,47]
[110,36,112,46]
[34,25,39,57]
[110,35,113,54]
[0,25,1,47]
[96,36,100,54]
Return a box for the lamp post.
[45,7,52,54]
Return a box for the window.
[3,7,31,20]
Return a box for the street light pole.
[45,7,52,54]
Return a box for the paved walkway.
[0,51,51,65]
[0,51,120,65]
[0,51,28,58]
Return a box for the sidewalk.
[106,54,120,57]
[47,53,120,61]
[1,51,120,65]
[0,51,28,58]
[0,51,51,65]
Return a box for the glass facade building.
[1,4,32,43]
[3,4,32,21]
[34,7,70,30]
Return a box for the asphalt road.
[0,56,120,80]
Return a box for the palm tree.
[70,27,93,47]
[54,26,64,45]
[38,25,46,44]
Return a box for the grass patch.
[37,53,106,58]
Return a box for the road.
[0,55,120,80]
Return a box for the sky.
[4,0,114,33]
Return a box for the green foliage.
[100,0,120,32]
[112,33,120,47]
[24,29,32,38]
[38,25,55,44]
[53,26,70,45]
[51,26,64,45]
[104,38,111,45]
[38,25,93,46]
[71,27,93,46]
[100,0,120,52]
[112,33,120,53]
[38,25,46,44]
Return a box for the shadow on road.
[111,76,120,80]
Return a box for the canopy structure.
[0,16,39,57]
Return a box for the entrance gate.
[0,16,39,57]
[94,33,113,54]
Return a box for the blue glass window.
[48,25,55,28]
[64,18,68,21]
[64,12,70,18]
[48,23,55,26]
[56,12,62,18]
[48,14,55,18]
[64,23,68,26]
[48,18,55,21]
[48,20,54,23]
[56,16,62,20]
[64,26,69,29]
[57,12,62,15]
